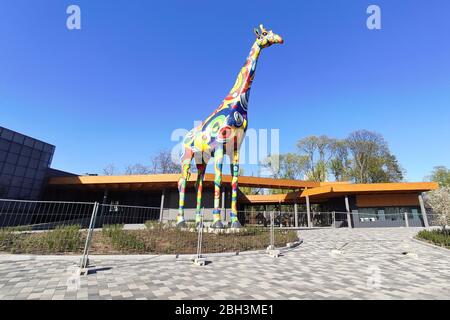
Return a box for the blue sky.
[1,0,449,181]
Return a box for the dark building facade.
[0,126,55,200]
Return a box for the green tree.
[427,166,450,187]
[297,135,334,182]
[346,130,403,183]
[329,139,351,181]
[260,153,308,180]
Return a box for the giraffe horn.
[259,24,267,33]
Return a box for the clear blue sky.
[1,0,449,181]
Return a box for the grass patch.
[102,224,146,252]
[1,222,298,255]
[0,225,84,254]
[416,229,450,249]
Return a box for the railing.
[0,199,95,255]
[0,199,300,271]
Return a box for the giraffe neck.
[200,42,262,130]
[225,41,262,104]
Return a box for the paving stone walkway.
[0,227,449,300]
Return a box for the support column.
[278,201,282,227]
[99,189,108,228]
[222,187,226,222]
[102,189,109,205]
[306,195,312,228]
[419,194,429,228]
[294,203,299,228]
[404,211,409,227]
[159,189,165,222]
[345,195,352,228]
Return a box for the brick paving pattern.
[0,227,449,300]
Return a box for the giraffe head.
[254,24,284,48]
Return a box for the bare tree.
[124,163,151,175]
[103,163,117,176]
[149,149,179,174]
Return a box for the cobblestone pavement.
[0,227,449,300]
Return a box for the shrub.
[417,229,450,248]
[40,225,83,252]
[102,224,146,251]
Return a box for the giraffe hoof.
[196,222,204,229]
[231,221,242,229]
[211,220,224,229]
[176,221,187,228]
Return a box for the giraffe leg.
[230,150,242,228]
[211,146,224,229]
[194,162,206,227]
[177,149,193,227]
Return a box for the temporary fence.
[3,198,444,272]
[0,199,95,255]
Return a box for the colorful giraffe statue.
[177,24,283,229]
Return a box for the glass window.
[18,156,30,167]
[34,141,44,151]
[0,129,14,141]
[12,133,25,144]
[44,144,54,152]
[30,189,41,199]
[14,166,26,177]
[21,145,32,157]
[0,150,6,161]
[0,140,11,151]
[31,149,41,160]
[19,188,32,198]
[9,143,22,154]
[29,158,39,169]
[2,163,16,175]
[11,176,23,187]
[25,168,36,179]
[22,178,34,188]
[24,137,35,147]
[7,187,21,198]
[0,174,12,185]
[41,152,50,164]
[35,171,45,180]
[377,209,386,221]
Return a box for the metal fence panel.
[0,199,95,255]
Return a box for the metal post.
[222,188,226,223]
[196,213,204,259]
[419,194,429,228]
[278,201,282,227]
[270,211,275,249]
[345,196,352,229]
[294,203,299,228]
[159,189,165,223]
[332,211,336,228]
[80,202,99,270]
[306,195,312,228]
[404,212,409,228]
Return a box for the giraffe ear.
[254,28,260,36]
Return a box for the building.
[43,173,438,228]
[0,125,439,228]
[0,126,55,200]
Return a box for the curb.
[411,237,450,254]
[0,239,303,262]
